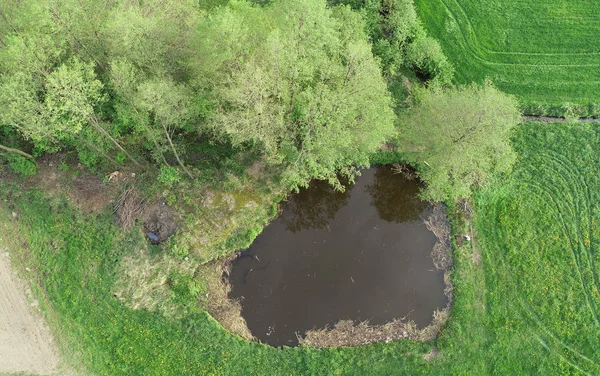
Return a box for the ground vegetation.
[414,0,600,116]
[1,124,597,375]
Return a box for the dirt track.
[0,250,59,375]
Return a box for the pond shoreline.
[300,203,454,348]
[206,166,455,348]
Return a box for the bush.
[7,154,37,176]
[157,165,181,187]
[76,147,100,170]
[406,36,454,84]
[382,0,419,46]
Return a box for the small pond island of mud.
[229,165,451,347]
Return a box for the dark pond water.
[229,166,447,347]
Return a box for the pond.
[229,166,448,347]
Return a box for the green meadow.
[414,0,600,115]
[2,123,599,375]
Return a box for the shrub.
[157,165,181,187]
[7,154,37,176]
[406,36,454,84]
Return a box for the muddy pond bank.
[228,166,450,347]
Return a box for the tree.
[45,57,141,167]
[135,78,197,178]
[104,0,198,78]
[406,36,454,85]
[197,0,395,188]
[398,81,520,201]
[43,0,114,70]
[0,72,55,151]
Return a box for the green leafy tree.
[406,36,453,85]
[135,78,196,178]
[198,0,395,188]
[45,57,141,167]
[0,72,55,151]
[104,0,198,77]
[398,82,521,201]
[44,0,113,69]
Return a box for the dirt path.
[0,250,59,375]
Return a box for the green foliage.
[7,154,37,175]
[0,0,439,189]
[0,72,57,153]
[471,123,600,374]
[364,0,420,75]
[168,272,204,309]
[414,0,600,115]
[369,149,406,165]
[398,81,520,201]
[4,123,600,374]
[332,0,453,116]
[115,151,126,164]
[405,36,453,84]
[45,57,105,135]
[104,0,198,78]
[157,165,181,187]
[169,241,190,258]
[196,0,395,189]
[76,147,99,170]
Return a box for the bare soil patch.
[142,200,177,243]
[25,156,122,214]
[0,250,59,375]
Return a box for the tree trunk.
[0,144,34,159]
[161,124,194,179]
[132,107,168,165]
[90,116,143,167]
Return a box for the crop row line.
[484,195,600,373]
[438,0,600,67]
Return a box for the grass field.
[473,123,600,374]
[1,123,600,374]
[414,0,600,116]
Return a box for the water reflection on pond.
[229,166,447,347]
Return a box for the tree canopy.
[398,82,521,201]
[0,0,397,188]
[0,0,520,201]
[196,0,395,186]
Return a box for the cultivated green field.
[414,0,600,115]
[1,123,599,375]
[473,123,600,374]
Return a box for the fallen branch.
[0,144,34,160]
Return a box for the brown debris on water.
[197,257,253,341]
[300,307,451,348]
[425,203,452,271]
[391,163,417,180]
